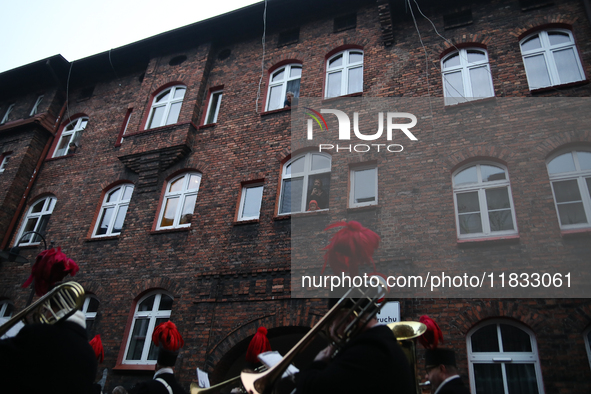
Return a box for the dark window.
[169,55,187,66]
[443,9,473,29]
[334,13,357,32]
[278,28,299,47]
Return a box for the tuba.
[388,321,428,394]
[0,281,85,337]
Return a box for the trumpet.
[0,281,85,336]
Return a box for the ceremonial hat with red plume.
[89,334,104,363]
[152,321,184,367]
[246,327,272,363]
[419,316,457,368]
[322,221,380,276]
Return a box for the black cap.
[157,346,179,367]
[425,348,456,368]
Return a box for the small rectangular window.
[350,166,378,207]
[205,90,223,125]
[238,184,264,221]
[30,95,44,116]
[278,28,299,47]
[443,9,473,29]
[334,13,357,32]
[0,153,12,172]
[1,104,15,124]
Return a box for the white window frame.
[53,117,88,157]
[123,292,173,365]
[453,163,518,239]
[467,319,545,394]
[93,184,134,237]
[279,152,331,215]
[350,165,378,208]
[1,104,15,124]
[17,196,57,246]
[520,29,585,90]
[0,153,11,173]
[266,64,302,111]
[204,89,223,125]
[30,95,44,116]
[238,183,264,221]
[441,48,494,105]
[82,295,99,336]
[145,85,186,129]
[325,49,364,98]
[546,150,591,230]
[157,172,202,230]
[0,300,13,318]
[584,326,591,371]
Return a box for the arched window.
[266,64,302,111]
[145,85,186,129]
[453,163,517,239]
[442,48,494,105]
[82,295,100,337]
[468,320,545,394]
[157,172,202,229]
[54,117,88,157]
[325,50,363,98]
[17,196,56,245]
[279,152,331,214]
[520,29,584,90]
[123,291,173,364]
[546,150,591,229]
[93,184,134,237]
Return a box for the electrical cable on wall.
[66,61,74,124]
[255,0,268,114]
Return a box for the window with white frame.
[546,150,591,229]
[157,172,201,229]
[30,95,44,116]
[146,85,186,129]
[266,64,301,111]
[17,196,56,245]
[468,320,545,394]
[325,50,363,98]
[442,48,494,105]
[82,295,100,337]
[1,104,15,124]
[453,163,517,239]
[279,152,331,214]
[350,166,378,208]
[0,300,14,319]
[123,292,173,364]
[204,90,223,125]
[93,184,134,237]
[238,184,264,221]
[520,29,585,90]
[584,326,591,371]
[53,117,88,157]
[0,153,11,172]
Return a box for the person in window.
[307,179,328,209]
[424,348,470,394]
[284,91,294,107]
[308,200,319,211]
[67,142,77,155]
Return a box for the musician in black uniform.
[424,348,470,394]
[296,294,415,394]
[0,310,98,394]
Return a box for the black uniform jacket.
[0,320,98,394]
[129,372,187,394]
[296,324,415,394]
[436,376,471,394]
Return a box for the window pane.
[290,66,302,78]
[139,295,155,311]
[287,157,305,175]
[457,192,480,213]
[106,187,121,203]
[548,153,575,174]
[486,187,511,210]
[96,207,114,235]
[587,177,591,197]
[472,324,500,352]
[500,324,532,352]
[286,79,301,98]
[31,200,45,213]
[126,317,149,360]
[354,168,376,203]
[272,69,285,82]
[148,318,170,360]
[443,71,464,98]
[169,177,184,193]
[557,202,587,225]
[348,66,363,94]
[469,66,493,98]
[524,55,551,89]
[579,152,591,170]
[307,176,330,210]
[443,53,460,69]
[112,205,128,233]
[123,185,134,201]
[280,177,303,214]
[474,364,504,394]
[311,154,330,171]
[241,186,264,219]
[156,91,170,103]
[459,213,482,234]
[166,102,182,125]
[20,218,38,243]
[179,194,197,224]
[349,52,363,63]
[553,180,582,203]
[329,54,343,68]
[521,35,541,51]
[548,31,570,46]
[158,295,173,311]
[160,197,179,227]
[55,137,70,157]
[88,297,100,312]
[506,364,540,394]
[327,72,342,98]
[481,165,506,182]
[489,209,514,231]
[148,106,166,128]
[188,174,201,190]
[467,50,486,63]
[268,86,283,111]
[173,87,186,99]
[206,92,222,124]
[35,215,50,239]
[553,48,583,84]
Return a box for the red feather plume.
[22,247,79,296]
[322,221,380,276]
[152,321,184,351]
[418,315,444,349]
[246,326,272,363]
[89,334,104,363]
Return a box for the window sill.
[347,204,379,212]
[273,214,292,221]
[199,123,217,129]
[322,92,363,103]
[46,153,76,162]
[291,209,330,218]
[113,364,156,372]
[84,235,120,242]
[150,227,191,235]
[530,79,589,94]
[260,107,292,117]
[560,228,591,238]
[443,96,497,110]
[457,234,520,247]
[233,219,260,225]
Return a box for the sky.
[0,0,262,73]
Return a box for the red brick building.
[1,0,591,393]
